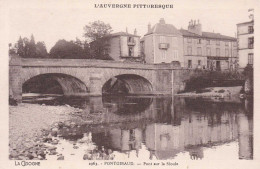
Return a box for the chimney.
[148,23,151,32]
[126,27,128,33]
[188,19,202,36]
[134,28,137,35]
[159,18,166,24]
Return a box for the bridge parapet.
[10,58,183,70]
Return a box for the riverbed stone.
[70,122,76,128]
[51,131,58,137]
[51,139,59,145]
[57,155,64,160]
[73,145,79,149]
[52,127,59,132]
[26,153,34,160]
[83,154,90,160]
[49,150,57,155]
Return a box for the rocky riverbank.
[9,103,84,160]
[177,86,242,97]
[9,103,121,160]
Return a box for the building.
[180,20,238,71]
[237,20,254,68]
[141,18,184,66]
[104,30,142,62]
[141,18,237,70]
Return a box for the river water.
[23,95,253,160]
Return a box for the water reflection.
[23,95,253,160]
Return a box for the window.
[207,48,211,56]
[188,38,192,43]
[197,39,201,44]
[173,50,178,59]
[248,53,253,65]
[198,60,201,66]
[248,37,254,49]
[248,26,254,34]
[225,49,229,57]
[197,47,202,56]
[188,46,192,55]
[104,48,109,55]
[207,60,210,68]
[216,40,220,45]
[216,48,220,56]
[162,50,166,59]
[206,40,210,45]
[128,46,133,56]
[225,42,229,46]
[188,60,192,68]
[172,37,178,47]
[232,50,237,57]
[160,36,166,43]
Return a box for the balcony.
[159,43,169,50]
[128,40,136,46]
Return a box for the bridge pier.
[9,58,23,103]
[89,75,103,96]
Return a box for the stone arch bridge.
[10,58,197,102]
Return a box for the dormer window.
[128,37,135,46]
[128,37,132,42]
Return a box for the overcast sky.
[7,0,257,51]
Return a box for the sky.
[7,0,257,51]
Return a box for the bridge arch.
[22,73,88,95]
[102,74,153,95]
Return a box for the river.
[22,94,253,160]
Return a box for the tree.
[17,36,24,57]
[49,39,87,59]
[12,35,49,58]
[83,20,113,60]
[28,34,37,58]
[23,37,30,57]
[36,41,48,58]
[83,20,112,42]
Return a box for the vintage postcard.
[1,0,259,168]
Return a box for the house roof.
[145,19,182,36]
[109,32,140,37]
[237,20,254,26]
[179,29,236,41]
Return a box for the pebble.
[51,131,58,137]
[58,122,64,128]
[38,155,44,160]
[57,155,64,160]
[52,127,59,132]
[51,139,59,145]
[48,146,57,151]
[49,150,57,155]
[83,154,89,160]
[73,145,79,149]
[70,122,76,128]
